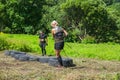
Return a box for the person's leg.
[44,48,46,55]
[40,44,43,56]
[40,43,45,56]
[55,50,63,66]
[41,47,44,56]
[54,42,64,67]
[43,43,46,55]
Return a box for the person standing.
[51,20,68,67]
[39,31,48,56]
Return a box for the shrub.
[19,44,32,52]
[7,41,33,52]
[81,35,95,44]
[0,34,33,52]
[0,37,9,50]
[3,27,11,33]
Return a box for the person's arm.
[45,35,48,45]
[51,29,55,38]
[63,29,68,36]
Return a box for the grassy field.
[0,33,120,61]
[0,51,120,80]
[0,33,120,80]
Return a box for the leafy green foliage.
[61,0,119,43]
[107,3,120,43]
[0,0,46,34]
[103,0,120,6]
[103,0,114,5]
[0,34,33,52]
[40,0,67,34]
[81,35,95,44]
[0,37,9,50]
[41,0,120,43]
[0,0,120,43]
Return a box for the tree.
[107,2,120,42]
[103,0,114,5]
[0,0,6,32]
[1,0,46,34]
[61,0,119,43]
[40,0,67,34]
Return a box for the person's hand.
[65,33,68,36]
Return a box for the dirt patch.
[0,51,120,80]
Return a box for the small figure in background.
[39,31,48,56]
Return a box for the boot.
[57,56,63,66]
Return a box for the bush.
[18,44,32,52]
[3,27,11,33]
[81,35,95,44]
[0,37,9,50]
[7,42,33,52]
[0,34,33,52]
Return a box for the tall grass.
[0,33,120,61]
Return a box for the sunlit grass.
[0,33,120,61]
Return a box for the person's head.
[51,20,58,28]
[40,31,43,34]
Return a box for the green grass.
[0,33,120,61]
